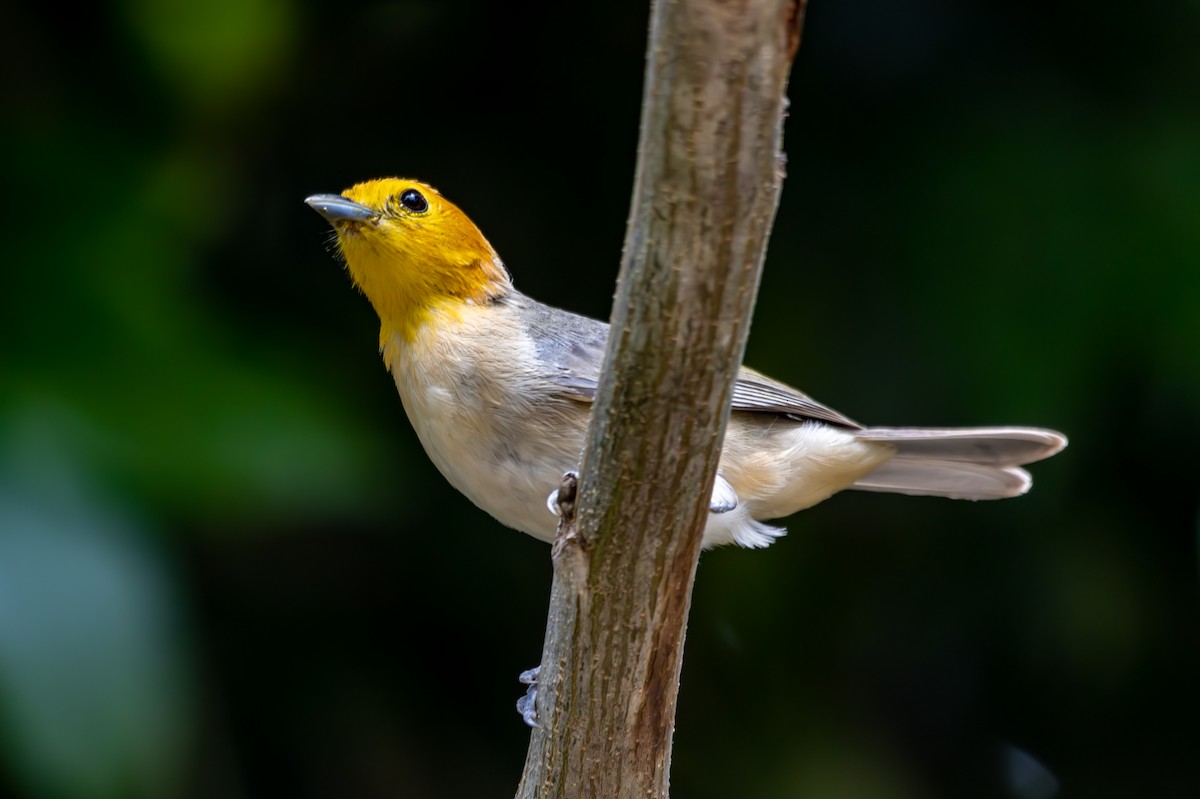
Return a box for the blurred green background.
[2,0,1198,797]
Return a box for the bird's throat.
[343,244,510,344]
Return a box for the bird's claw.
[516,665,541,728]
[546,470,580,518]
[710,474,738,514]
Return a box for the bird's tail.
[851,427,1067,500]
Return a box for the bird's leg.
[525,469,584,728]
[515,665,541,728]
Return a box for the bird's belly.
[397,378,585,543]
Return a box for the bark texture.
[516,1,805,797]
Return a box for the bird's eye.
[399,189,428,213]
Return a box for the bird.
[306,178,1066,550]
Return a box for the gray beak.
[305,194,377,223]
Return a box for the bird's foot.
[516,665,541,728]
[710,474,738,514]
[546,471,580,517]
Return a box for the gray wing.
[513,292,860,429]
[511,293,609,399]
[729,366,861,428]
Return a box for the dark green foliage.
[1,1,1196,797]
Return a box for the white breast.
[384,305,583,542]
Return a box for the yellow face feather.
[327,178,511,343]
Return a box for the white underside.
[392,332,887,549]
[382,311,1063,551]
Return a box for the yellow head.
[307,178,511,342]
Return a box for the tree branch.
[516,1,805,797]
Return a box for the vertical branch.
[517,1,806,797]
